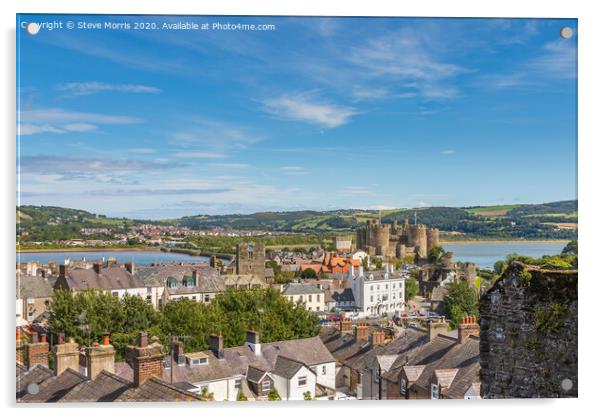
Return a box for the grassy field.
[465,204,521,217]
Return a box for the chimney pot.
[138,331,148,348]
[41,334,47,344]
[32,332,39,343]
[102,332,110,345]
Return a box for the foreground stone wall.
[480,262,577,398]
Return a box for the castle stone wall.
[480,262,578,398]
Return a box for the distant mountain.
[17,200,578,242]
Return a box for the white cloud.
[57,81,161,96]
[18,108,141,136]
[280,166,309,175]
[262,92,358,128]
[440,149,456,155]
[171,152,228,159]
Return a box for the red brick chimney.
[208,333,224,359]
[355,322,369,342]
[458,315,480,344]
[129,331,164,387]
[28,332,49,369]
[16,328,27,365]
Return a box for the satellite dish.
[26,382,39,395]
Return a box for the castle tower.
[236,242,265,279]
[374,224,390,256]
[426,228,440,254]
[414,225,428,259]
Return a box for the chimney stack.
[16,328,27,365]
[192,270,199,286]
[428,317,448,341]
[28,332,49,369]
[59,264,66,278]
[339,317,352,334]
[93,261,102,274]
[458,315,479,344]
[86,334,115,380]
[210,255,217,269]
[208,333,224,358]
[125,261,135,275]
[371,329,386,346]
[172,337,185,365]
[129,331,164,387]
[354,322,369,342]
[53,335,80,376]
[245,330,261,356]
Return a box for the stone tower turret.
[426,228,440,254]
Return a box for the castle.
[356,218,439,259]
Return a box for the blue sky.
[17,15,577,219]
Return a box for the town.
[15,219,578,402]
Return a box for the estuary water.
[441,241,568,269]
[16,250,211,266]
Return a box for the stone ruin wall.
[479,262,578,398]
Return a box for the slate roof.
[16,363,27,378]
[16,364,53,399]
[431,286,448,302]
[136,263,222,292]
[162,336,334,385]
[116,376,201,402]
[59,370,131,402]
[282,283,324,296]
[271,356,305,379]
[17,275,54,299]
[246,365,269,383]
[56,266,145,291]
[330,288,355,303]
[19,368,87,403]
[344,328,429,372]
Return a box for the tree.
[361,256,369,270]
[427,246,446,264]
[493,260,507,275]
[300,268,318,279]
[200,386,214,401]
[562,240,577,255]
[268,388,281,401]
[303,391,313,400]
[443,281,479,328]
[405,277,419,302]
[372,257,383,269]
[236,391,248,401]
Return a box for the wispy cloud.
[280,166,310,175]
[170,117,263,151]
[19,108,141,136]
[440,149,456,155]
[210,163,251,169]
[480,38,577,90]
[262,92,358,128]
[171,152,228,159]
[57,81,161,96]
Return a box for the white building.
[346,264,406,318]
[166,331,336,401]
[282,283,326,312]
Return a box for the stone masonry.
[480,262,577,398]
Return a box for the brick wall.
[28,341,49,368]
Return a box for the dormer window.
[430,383,440,399]
[167,277,178,289]
[400,378,407,395]
[187,357,208,366]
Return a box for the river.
[17,241,568,269]
[441,241,568,269]
[16,250,211,266]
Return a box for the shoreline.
[16,247,163,254]
[440,239,570,245]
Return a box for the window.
[191,296,196,301]
[112,291,119,297]
[322,366,327,375]
[370,295,373,302]
[309,295,312,302]
[146,295,152,304]
[385,284,388,290]
[289,296,293,302]
[189,357,208,366]
[204,294,210,303]
[316,306,320,311]
[298,376,307,387]
[147,287,152,294]
[308,307,312,311]
[317,294,321,302]
[431,384,439,399]
[400,379,407,395]
[235,379,242,389]
[262,379,271,390]
[373,368,379,383]
[371,286,374,291]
